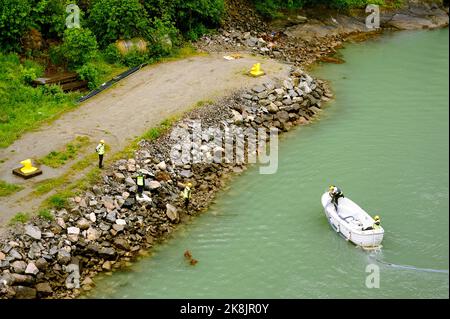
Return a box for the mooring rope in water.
[372,257,449,274]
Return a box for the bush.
[148,16,181,56]
[76,62,101,89]
[173,0,224,33]
[30,0,76,39]
[143,0,224,41]
[20,66,39,85]
[60,27,98,68]
[88,0,150,48]
[122,50,149,68]
[0,0,33,52]
[103,43,122,64]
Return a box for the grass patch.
[38,209,54,221]
[36,136,91,168]
[45,193,70,210]
[0,180,23,197]
[9,212,30,225]
[0,53,82,148]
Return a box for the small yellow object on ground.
[20,159,38,174]
[249,63,265,77]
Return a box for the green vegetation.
[0,180,23,197]
[0,0,221,148]
[0,53,80,148]
[37,209,54,221]
[253,0,402,18]
[9,212,30,224]
[37,136,90,168]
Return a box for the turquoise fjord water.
[87,29,449,298]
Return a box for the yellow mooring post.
[12,159,42,179]
[249,63,265,77]
[20,159,38,174]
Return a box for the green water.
[89,29,449,299]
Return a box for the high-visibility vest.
[182,187,191,199]
[137,175,144,186]
[96,143,105,155]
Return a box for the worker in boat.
[363,215,381,231]
[329,185,344,210]
[182,182,192,212]
[95,139,105,169]
[136,170,145,197]
[373,215,381,229]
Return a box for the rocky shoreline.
[195,0,449,67]
[0,67,332,299]
[0,0,448,299]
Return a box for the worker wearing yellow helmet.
[373,215,381,229]
[96,139,106,168]
[182,182,193,212]
[328,185,344,210]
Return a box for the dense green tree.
[0,0,33,52]
[88,0,150,48]
[60,27,98,68]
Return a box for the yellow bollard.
[20,159,38,174]
[249,63,265,77]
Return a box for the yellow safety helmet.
[374,215,380,221]
[329,185,335,191]
[187,182,192,187]
[100,139,105,144]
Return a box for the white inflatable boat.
[321,192,384,248]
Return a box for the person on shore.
[95,139,105,169]
[182,182,192,211]
[136,170,145,196]
[329,185,344,210]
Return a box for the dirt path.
[0,53,291,225]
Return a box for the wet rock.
[25,224,41,240]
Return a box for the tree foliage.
[88,0,150,48]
